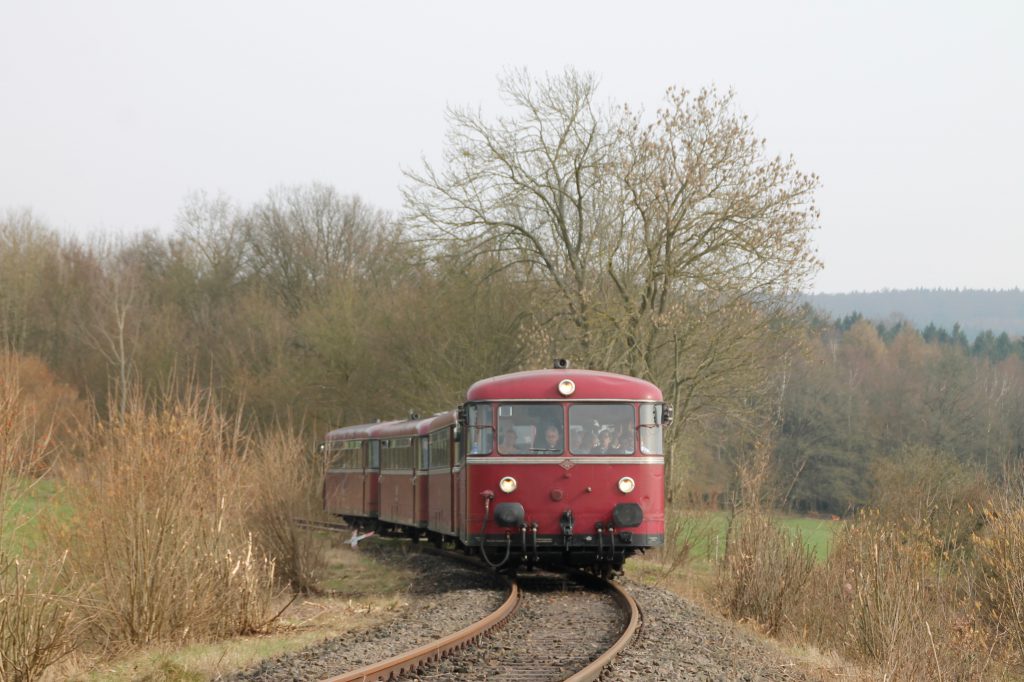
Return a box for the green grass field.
[1,478,69,554]
[672,511,839,563]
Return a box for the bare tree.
[242,184,394,313]
[404,69,821,490]
[404,72,819,397]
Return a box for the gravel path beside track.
[598,579,818,681]
[223,548,506,682]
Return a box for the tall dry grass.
[794,513,993,680]
[58,386,279,647]
[710,440,1008,679]
[715,510,815,635]
[245,428,327,593]
[0,352,82,681]
[976,505,1024,666]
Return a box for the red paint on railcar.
[466,369,662,402]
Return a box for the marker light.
[617,476,636,494]
[557,379,576,396]
[499,476,518,494]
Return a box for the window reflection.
[496,403,563,454]
[568,404,636,455]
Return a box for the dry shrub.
[975,506,1024,663]
[871,446,987,559]
[655,504,716,578]
[246,429,327,593]
[59,386,278,648]
[715,510,815,635]
[1,351,83,680]
[796,513,993,680]
[0,553,80,682]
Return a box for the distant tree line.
[834,311,1024,363]
[808,288,1024,339]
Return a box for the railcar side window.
[638,403,664,455]
[497,403,564,454]
[466,403,493,455]
[429,429,449,468]
[381,437,414,469]
[368,440,380,469]
[568,404,635,455]
[329,439,363,469]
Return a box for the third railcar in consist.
[322,364,671,574]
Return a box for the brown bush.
[0,553,81,682]
[655,505,716,576]
[975,506,1024,664]
[59,385,278,648]
[246,429,327,593]
[871,446,987,559]
[715,510,815,635]
[795,513,993,680]
[1,352,83,680]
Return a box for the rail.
[321,580,519,682]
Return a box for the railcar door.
[365,439,380,518]
[416,436,429,528]
[455,431,467,542]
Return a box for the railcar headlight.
[617,476,636,494]
[499,476,518,494]
[557,379,576,396]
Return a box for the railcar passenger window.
[429,429,449,468]
[568,404,635,455]
[368,441,380,469]
[638,403,664,455]
[330,439,364,469]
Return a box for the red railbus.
[322,364,671,574]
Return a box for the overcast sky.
[1,1,1021,293]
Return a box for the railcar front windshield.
[496,403,563,454]
[569,403,636,455]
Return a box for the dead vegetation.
[0,352,83,681]
[1,352,329,679]
[705,442,1024,680]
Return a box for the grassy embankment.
[3,478,419,681]
[73,540,414,681]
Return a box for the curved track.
[396,571,639,682]
[295,521,640,682]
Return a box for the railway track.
[297,520,639,681]
[397,571,639,682]
[321,570,637,682]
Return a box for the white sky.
[1,0,1021,293]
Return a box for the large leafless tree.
[404,70,821,431]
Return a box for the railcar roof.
[325,420,398,440]
[466,369,662,402]
[416,410,456,435]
